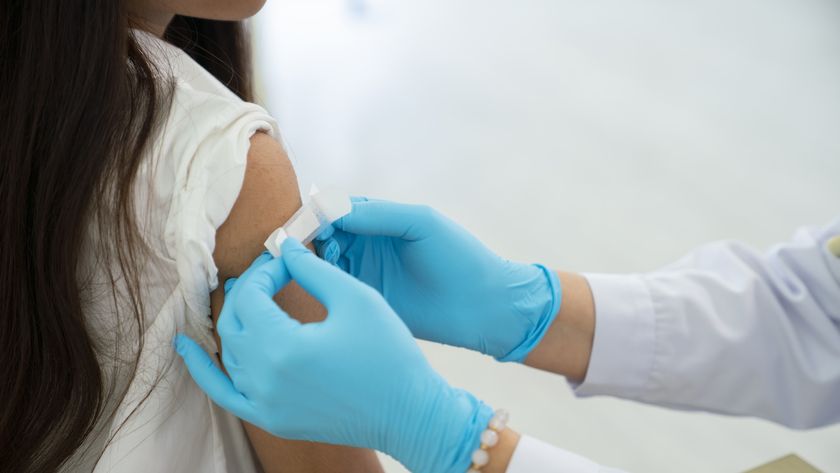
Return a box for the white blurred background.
[250,1,840,471]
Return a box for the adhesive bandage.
[263,187,352,257]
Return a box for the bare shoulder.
[209,131,384,473]
[213,131,300,280]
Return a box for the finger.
[313,224,335,241]
[218,251,275,335]
[223,251,274,301]
[224,278,237,294]
[240,255,292,298]
[314,236,353,274]
[234,258,301,332]
[314,236,342,265]
[334,200,432,241]
[315,231,354,273]
[329,229,357,255]
[174,334,254,419]
[280,237,357,308]
[313,196,368,242]
[239,251,275,285]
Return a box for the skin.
[211,134,595,473]
[524,271,596,383]
[483,272,596,472]
[126,2,598,469]
[127,0,267,35]
[214,143,594,472]
[126,1,383,470]
[211,133,382,472]
[212,136,594,472]
[215,159,594,472]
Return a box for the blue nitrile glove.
[174,239,493,473]
[315,198,561,362]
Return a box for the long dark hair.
[0,2,252,471]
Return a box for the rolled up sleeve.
[571,219,840,428]
[574,274,656,399]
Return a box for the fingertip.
[316,238,341,265]
[333,197,367,231]
[280,237,308,256]
[224,278,237,294]
[175,337,252,420]
[332,199,421,238]
[240,252,274,279]
[253,251,274,266]
[280,237,350,306]
[243,255,292,299]
[314,225,335,241]
[173,333,190,355]
[231,252,275,287]
[174,334,208,367]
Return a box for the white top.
[70,31,277,472]
[506,218,840,472]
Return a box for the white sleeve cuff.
[506,435,602,473]
[574,273,656,399]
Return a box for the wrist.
[524,271,595,381]
[496,264,562,363]
[389,379,493,473]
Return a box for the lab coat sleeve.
[506,435,627,473]
[576,219,840,428]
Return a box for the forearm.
[524,271,595,382]
[242,430,381,473]
[526,220,840,428]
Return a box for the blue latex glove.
[174,238,492,473]
[316,199,561,362]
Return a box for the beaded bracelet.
[467,409,509,472]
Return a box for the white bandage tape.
[263,187,352,257]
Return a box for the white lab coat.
[505,218,840,473]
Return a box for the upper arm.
[210,132,383,472]
[213,131,298,280]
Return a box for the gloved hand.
[315,199,561,362]
[174,238,493,473]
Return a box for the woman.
[0,1,381,472]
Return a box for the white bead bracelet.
[467,409,509,472]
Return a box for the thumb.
[280,237,359,309]
[174,334,254,421]
[334,200,435,241]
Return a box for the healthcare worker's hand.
[174,239,493,473]
[316,198,562,362]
